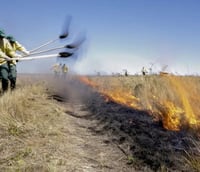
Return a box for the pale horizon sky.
[1,0,200,75]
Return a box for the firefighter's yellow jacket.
[0,38,15,65]
[10,41,28,65]
[11,41,27,52]
[52,64,61,73]
[62,65,68,73]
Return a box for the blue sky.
[1,0,200,75]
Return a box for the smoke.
[74,52,150,75]
[37,74,94,106]
[18,58,56,74]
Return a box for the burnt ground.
[20,75,200,172]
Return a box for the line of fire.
[78,74,200,132]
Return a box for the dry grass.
[0,76,135,172]
[185,139,200,172]
[0,82,68,171]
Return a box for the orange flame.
[160,101,184,131]
[78,76,200,131]
[78,76,98,88]
[166,75,199,128]
[101,89,140,109]
[79,76,140,109]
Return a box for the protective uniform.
[62,64,68,73]
[52,63,61,77]
[6,35,29,90]
[61,64,68,78]
[6,36,29,54]
[0,31,16,92]
[142,67,148,76]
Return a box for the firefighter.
[51,63,61,77]
[6,35,30,90]
[0,29,21,93]
[6,36,29,55]
[142,66,148,76]
[61,64,68,79]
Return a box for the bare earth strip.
[60,101,135,172]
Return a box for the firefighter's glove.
[22,50,30,56]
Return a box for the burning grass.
[77,74,200,171]
[84,75,200,132]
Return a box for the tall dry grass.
[89,75,200,130]
[0,82,68,171]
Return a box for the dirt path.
[56,100,135,172]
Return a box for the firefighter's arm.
[0,49,11,60]
[14,41,30,55]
